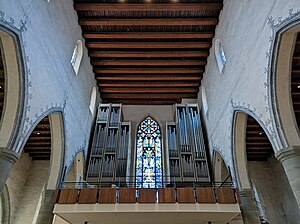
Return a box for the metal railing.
[60,175,234,189]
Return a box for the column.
[35,189,56,224]
[275,146,300,207]
[0,148,18,192]
[239,189,261,224]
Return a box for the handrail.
[60,180,235,189]
[218,174,232,188]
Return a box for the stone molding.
[275,146,300,162]
[0,148,19,164]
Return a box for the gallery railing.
[55,177,238,205]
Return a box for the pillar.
[0,148,18,192]
[275,146,300,207]
[239,189,261,224]
[35,189,56,224]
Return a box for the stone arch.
[232,110,300,223]
[65,150,85,187]
[269,18,300,148]
[212,149,231,184]
[17,109,65,190]
[4,110,65,224]
[232,110,276,190]
[0,24,26,151]
[0,24,26,192]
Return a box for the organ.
[87,103,210,185]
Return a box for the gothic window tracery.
[136,117,162,188]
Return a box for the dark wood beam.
[74,3,223,12]
[101,93,197,99]
[100,87,198,93]
[96,75,202,81]
[79,18,219,26]
[98,82,200,88]
[94,68,204,74]
[92,60,207,66]
[83,32,215,39]
[86,42,211,49]
[89,51,209,58]
[103,99,177,105]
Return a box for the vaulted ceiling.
[74,0,223,104]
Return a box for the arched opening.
[5,112,64,223]
[65,151,85,187]
[272,25,300,147]
[213,151,231,184]
[0,44,4,121]
[0,26,25,151]
[233,112,300,223]
[214,39,226,73]
[89,86,97,115]
[135,116,162,188]
[71,40,83,75]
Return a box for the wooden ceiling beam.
[96,75,202,81]
[89,51,209,58]
[98,82,200,88]
[94,68,204,74]
[83,32,214,39]
[100,87,198,93]
[103,99,178,105]
[79,18,219,26]
[101,93,197,99]
[86,42,211,49]
[92,59,207,66]
[74,3,223,12]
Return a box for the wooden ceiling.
[292,33,300,127]
[23,116,51,160]
[74,0,223,104]
[0,45,4,117]
[246,116,273,161]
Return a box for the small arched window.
[71,40,83,75]
[214,39,226,73]
[201,87,208,115]
[136,117,162,188]
[89,87,97,115]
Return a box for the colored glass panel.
[136,117,162,188]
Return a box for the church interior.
[1,0,300,223]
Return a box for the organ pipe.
[87,104,131,182]
[167,104,210,182]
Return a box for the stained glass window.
[136,117,162,188]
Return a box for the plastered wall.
[201,0,300,175]
[0,0,99,167]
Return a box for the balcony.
[53,182,241,224]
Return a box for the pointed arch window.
[136,117,162,188]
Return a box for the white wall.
[201,0,300,176]
[0,0,98,167]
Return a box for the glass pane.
[136,117,162,188]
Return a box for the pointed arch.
[269,18,300,148]
[212,149,231,184]
[0,24,26,152]
[135,116,162,188]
